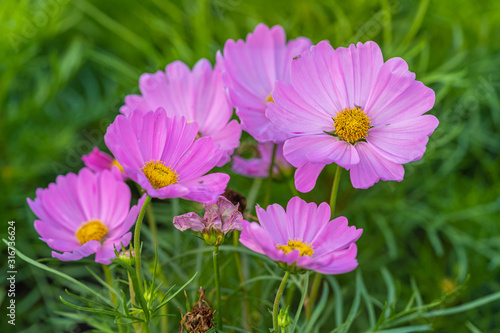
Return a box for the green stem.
[233,230,251,330]
[329,165,342,217]
[306,273,322,319]
[103,265,125,333]
[264,143,277,207]
[134,195,152,296]
[307,165,343,319]
[128,272,136,306]
[273,271,290,332]
[102,265,116,305]
[128,272,140,333]
[213,245,222,330]
[146,204,158,246]
[145,199,168,331]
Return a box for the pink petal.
[143,181,191,200]
[97,170,130,231]
[218,24,311,142]
[256,204,288,245]
[294,162,326,193]
[138,70,170,111]
[349,142,405,189]
[311,217,363,256]
[191,60,234,133]
[366,58,435,125]
[239,220,282,262]
[105,114,145,172]
[303,243,359,274]
[286,197,331,243]
[95,232,132,264]
[367,115,439,164]
[327,41,384,110]
[34,220,78,250]
[158,116,199,167]
[120,94,148,116]
[82,147,114,172]
[52,240,101,262]
[173,137,222,181]
[289,41,340,114]
[178,173,230,204]
[173,212,205,232]
[209,119,242,167]
[283,135,360,168]
[109,194,147,237]
[232,155,270,178]
[267,81,333,136]
[77,168,99,221]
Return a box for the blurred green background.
[1,0,499,332]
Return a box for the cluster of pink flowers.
[27,23,437,276]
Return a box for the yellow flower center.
[75,220,108,245]
[111,159,124,173]
[333,106,371,143]
[276,239,314,257]
[266,92,274,103]
[142,160,179,189]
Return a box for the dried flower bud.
[223,188,247,214]
[179,287,215,333]
[174,196,245,246]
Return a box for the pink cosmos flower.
[239,197,362,274]
[120,59,241,167]
[82,147,126,180]
[104,109,229,203]
[232,142,292,178]
[216,23,311,143]
[173,196,244,245]
[267,41,439,190]
[27,168,146,264]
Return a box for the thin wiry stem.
[213,244,223,330]
[133,195,152,307]
[307,165,342,319]
[273,271,290,332]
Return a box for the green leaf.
[152,271,198,313]
[59,296,138,320]
[422,292,500,317]
[304,281,329,332]
[325,276,344,327]
[381,267,396,318]
[375,325,433,333]
[64,289,115,311]
[290,273,309,333]
[2,239,112,306]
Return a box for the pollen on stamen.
[111,159,124,173]
[142,160,179,189]
[276,238,314,257]
[266,92,274,104]
[333,106,372,143]
[76,220,108,245]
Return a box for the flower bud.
[201,227,225,246]
[278,306,291,328]
[174,196,245,246]
[117,249,135,266]
[143,287,158,303]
